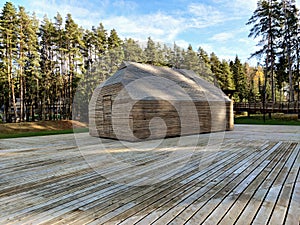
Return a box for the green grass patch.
[0,127,88,139]
[235,113,300,125]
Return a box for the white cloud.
[175,40,190,49]
[20,0,252,43]
[102,16,156,35]
[211,32,234,42]
[187,3,227,28]
[102,12,185,43]
[231,0,257,12]
[28,0,101,19]
[188,3,221,17]
[112,0,138,10]
[212,0,257,16]
[22,0,187,44]
[197,44,214,54]
[26,0,105,29]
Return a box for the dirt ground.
[0,120,87,134]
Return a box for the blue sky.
[3,0,300,65]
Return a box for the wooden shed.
[89,62,233,141]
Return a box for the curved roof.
[99,61,230,102]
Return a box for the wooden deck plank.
[251,143,299,225]
[0,139,211,223]
[90,146,254,224]
[221,143,299,225]
[189,142,293,225]
[2,180,117,224]
[214,142,299,225]
[126,144,271,225]
[13,178,147,225]
[58,147,241,224]
[35,142,253,222]
[0,125,299,225]
[155,142,287,225]
[268,143,300,225]
[43,160,204,224]
[0,171,103,218]
[285,163,300,225]
[108,142,274,224]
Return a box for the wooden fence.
[234,101,300,114]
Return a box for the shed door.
[103,95,112,135]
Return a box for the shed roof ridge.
[98,61,229,101]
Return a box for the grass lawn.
[235,113,300,125]
[1,114,299,139]
[0,120,88,139]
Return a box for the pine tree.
[197,47,214,83]
[0,2,18,121]
[24,12,40,121]
[162,44,172,66]
[220,60,234,91]
[169,42,184,69]
[123,38,144,62]
[155,42,166,66]
[198,47,210,66]
[39,15,56,120]
[231,56,249,102]
[78,26,106,123]
[144,37,158,65]
[279,0,299,101]
[64,13,84,119]
[53,12,65,76]
[252,65,265,101]
[82,29,95,72]
[93,23,107,61]
[183,44,200,71]
[210,52,224,88]
[53,12,65,120]
[182,44,211,82]
[276,56,289,87]
[17,6,40,121]
[244,62,259,102]
[108,28,122,49]
[247,0,281,102]
[106,29,123,74]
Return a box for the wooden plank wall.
[89,84,233,141]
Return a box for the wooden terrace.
[0,125,299,224]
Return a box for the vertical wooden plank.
[103,95,112,136]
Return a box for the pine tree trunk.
[42,94,46,121]
[68,53,72,120]
[24,81,28,121]
[19,27,24,122]
[3,99,8,123]
[289,49,294,103]
[9,44,18,122]
[20,69,24,121]
[268,5,275,103]
[11,82,18,122]
[31,100,35,122]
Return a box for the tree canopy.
[247,0,300,102]
[0,1,279,123]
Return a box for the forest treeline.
[0,1,299,122]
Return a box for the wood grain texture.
[89,62,233,141]
[0,125,299,225]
